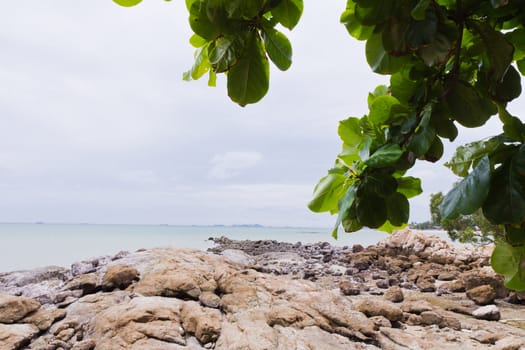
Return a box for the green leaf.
[483,145,525,224]
[208,36,242,73]
[368,95,401,125]
[386,192,409,226]
[183,46,211,81]
[396,176,422,198]
[332,185,357,238]
[208,70,216,86]
[338,117,363,146]
[262,28,292,71]
[506,29,525,61]
[227,35,269,106]
[366,33,407,75]
[390,69,418,104]
[424,136,444,163]
[272,0,303,30]
[408,107,436,157]
[445,80,497,128]
[377,220,407,233]
[113,0,142,7]
[411,0,430,20]
[188,0,221,40]
[224,0,264,19]
[359,173,397,198]
[492,65,522,103]
[189,34,208,48]
[364,144,404,168]
[491,242,525,290]
[445,138,501,177]
[308,173,347,213]
[356,195,387,228]
[340,5,374,41]
[477,23,514,82]
[441,156,491,220]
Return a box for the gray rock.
[472,305,501,321]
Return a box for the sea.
[0,223,449,273]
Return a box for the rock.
[21,308,66,331]
[384,286,404,303]
[352,244,364,253]
[461,268,508,299]
[219,249,254,266]
[438,279,465,293]
[353,299,403,322]
[0,294,41,323]
[471,331,503,345]
[466,284,496,305]
[339,281,361,296]
[401,300,433,314]
[181,301,222,344]
[416,277,436,292]
[494,336,525,350]
[369,316,391,330]
[198,291,221,309]
[101,265,140,290]
[437,271,457,281]
[65,273,99,295]
[0,323,39,350]
[472,305,501,321]
[420,311,443,326]
[375,279,389,289]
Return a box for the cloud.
[208,151,263,179]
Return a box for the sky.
[0,1,519,227]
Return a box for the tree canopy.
[113,0,525,290]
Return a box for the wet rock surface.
[0,229,523,349]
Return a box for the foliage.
[430,191,503,245]
[112,0,525,290]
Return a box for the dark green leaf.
[492,65,522,103]
[396,176,422,198]
[262,28,292,71]
[189,0,221,40]
[483,146,525,224]
[224,0,264,19]
[227,35,269,106]
[408,108,436,157]
[411,0,430,20]
[308,173,347,213]
[390,69,418,104]
[359,173,397,198]
[441,156,491,220]
[477,23,514,82]
[366,33,407,75]
[356,195,387,228]
[272,0,303,30]
[386,192,409,226]
[445,80,497,128]
[383,17,409,55]
[364,144,404,168]
[424,136,444,163]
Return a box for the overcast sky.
[0,1,518,227]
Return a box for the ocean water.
[0,223,448,273]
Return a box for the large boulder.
[0,294,41,323]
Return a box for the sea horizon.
[0,223,448,273]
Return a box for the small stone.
[72,339,96,350]
[352,244,364,253]
[0,323,39,350]
[21,308,66,331]
[416,277,436,292]
[471,331,503,345]
[384,286,404,303]
[199,291,221,309]
[472,305,500,321]
[420,311,443,326]
[65,273,99,295]
[441,316,461,330]
[339,281,360,296]
[101,265,140,290]
[376,279,389,289]
[494,336,525,350]
[437,271,457,281]
[401,300,433,314]
[466,284,497,305]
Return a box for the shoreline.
[1,229,524,349]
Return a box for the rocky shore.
[1,229,524,349]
